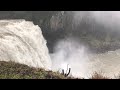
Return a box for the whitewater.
[0,19,52,70]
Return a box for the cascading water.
[0,19,52,70]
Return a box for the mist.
[50,37,92,78]
[50,11,120,78]
[73,11,120,31]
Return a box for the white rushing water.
[0,19,52,70]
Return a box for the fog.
[50,11,120,78]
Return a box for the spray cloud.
[51,37,91,78]
[50,11,120,78]
[73,11,120,31]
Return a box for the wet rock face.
[0,19,52,70]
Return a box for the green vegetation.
[0,61,112,79]
[0,61,67,79]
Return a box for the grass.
[0,61,113,79]
[90,72,109,79]
[0,61,67,79]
